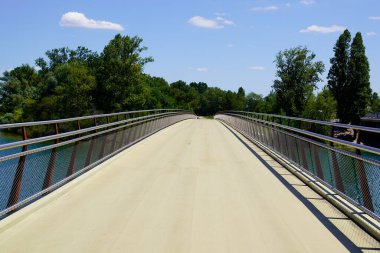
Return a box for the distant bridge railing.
[0,109,196,216]
[215,111,380,220]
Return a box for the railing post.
[130,124,137,143]
[118,116,128,149]
[137,122,143,139]
[67,120,81,176]
[142,121,148,137]
[110,128,118,153]
[99,117,110,158]
[329,126,344,192]
[297,139,309,170]
[7,127,28,208]
[42,123,60,189]
[85,118,97,167]
[311,144,324,180]
[147,119,152,135]
[355,130,374,211]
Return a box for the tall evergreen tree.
[348,32,371,124]
[328,30,371,124]
[327,29,351,123]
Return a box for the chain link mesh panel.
[216,113,380,218]
[0,111,195,216]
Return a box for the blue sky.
[1,0,379,95]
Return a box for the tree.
[246,92,264,112]
[236,87,246,110]
[302,88,337,121]
[328,31,372,124]
[273,46,325,116]
[169,80,199,111]
[328,29,351,123]
[190,82,208,94]
[0,33,259,122]
[53,62,96,117]
[347,32,371,124]
[44,47,71,70]
[198,87,226,115]
[96,34,153,112]
[0,65,40,123]
[262,91,277,113]
[142,75,174,108]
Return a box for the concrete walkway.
[0,119,379,252]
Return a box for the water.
[0,131,92,211]
[0,131,22,156]
[0,127,131,212]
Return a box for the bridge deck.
[0,119,379,252]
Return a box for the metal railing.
[234,111,380,135]
[0,109,196,216]
[215,111,380,220]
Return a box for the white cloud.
[251,6,279,11]
[286,3,291,7]
[60,11,124,31]
[367,32,377,36]
[188,16,222,29]
[188,15,234,29]
[300,0,315,5]
[250,66,265,71]
[300,25,346,34]
[227,44,234,48]
[369,16,380,20]
[196,67,208,72]
[216,16,234,25]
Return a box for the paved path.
[0,119,379,252]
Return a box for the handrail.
[0,109,183,129]
[221,112,380,157]
[0,112,178,151]
[0,113,176,163]
[227,113,380,166]
[0,109,196,217]
[215,111,380,221]
[222,110,380,134]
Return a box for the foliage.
[348,32,371,124]
[52,62,96,117]
[328,30,372,124]
[0,65,40,123]
[197,87,226,115]
[262,92,277,113]
[96,34,154,112]
[169,80,199,111]
[272,46,325,116]
[328,29,351,123]
[302,88,336,121]
[0,32,375,125]
[190,82,208,94]
[246,92,264,112]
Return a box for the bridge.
[0,110,379,252]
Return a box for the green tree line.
[0,31,379,124]
[267,30,379,123]
[0,34,248,123]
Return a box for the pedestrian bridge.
[0,110,379,252]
